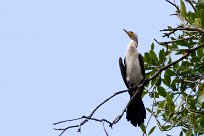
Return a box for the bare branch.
[183,79,204,84]
[186,108,204,115]
[161,26,181,38]
[161,26,204,33]
[54,90,127,135]
[186,0,197,12]
[53,117,83,125]
[165,0,180,13]
[102,121,109,136]
[160,26,204,37]
[154,34,198,45]
[53,116,112,136]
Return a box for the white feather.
[125,40,143,88]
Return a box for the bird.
[119,29,146,127]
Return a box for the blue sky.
[0,0,179,136]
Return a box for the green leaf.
[187,11,198,25]
[180,131,183,136]
[150,91,159,98]
[151,42,154,50]
[168,57,172,64]
[148,126,156,135]
[171,79,178,91]
[163,72,171,86]
[146,108,152,113]
[156,119,162,130]
[196,0,204,11]
[140,124,146,134]
[159,49,165,63]
[165,69,175,76]
[198,90,204,104]
[157,86,167,98]
[180,0,187,18]
[200,9,204,27]
[197,47,203,58]
[162,125,172,131]
[149,50,158,65]
[189,98,197,110]
[186,127,192,136]
[193,18,202,27]
[157,100,166,109]
[156,76,161,86]
[200,117,204,127]
[173,62,180,70]
[144,52,151,63]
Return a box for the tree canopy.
[142,0,204,135]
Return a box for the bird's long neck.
[129,39,136,45]
[126,40,138,54]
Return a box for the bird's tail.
[126,96,146,127]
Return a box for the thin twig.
[186,0,197,12]
[54,90,127,135]
[162,26,180,38]
[183,79,204,84]
[142,91,156,136]
[53,117,83,125]
[102,121,109,136]
[154,34,197,45]
[161,26,204,33]
[165,0,180,13]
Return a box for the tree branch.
[183,79,204,84]
[154,34,198,45]
[186,0,197,12]
[53,90,127,135]
[165,0,180,13]
[161,26,204,34]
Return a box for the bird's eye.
[129,31,134,36]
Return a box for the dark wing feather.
[139,54,145,79]
[119,57,128,88]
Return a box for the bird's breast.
[125,45,143,88]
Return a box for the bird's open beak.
[123,29,130,36]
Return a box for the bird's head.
[123,29,138,46]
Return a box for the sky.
[0,0,179,136]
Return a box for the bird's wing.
[139,53,145,79]
[119,57,128,88]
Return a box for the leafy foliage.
[142,0,204,135]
